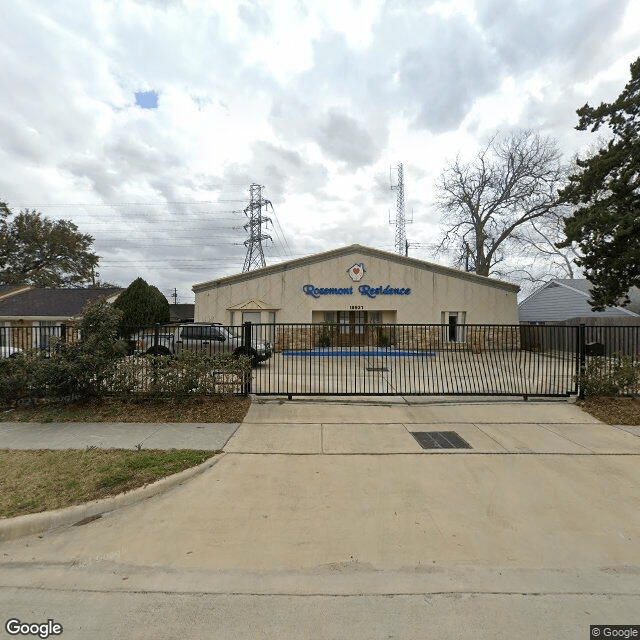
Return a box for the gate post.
[578,323,586,400]
[151,323,161,390]
[242,321,252,395]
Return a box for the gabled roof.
[227,299,280,311]
[192,244,520,293]
[519,279,640,321]
[0,288,123,319]
[551,280,640,315]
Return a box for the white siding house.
[519,280,640,322]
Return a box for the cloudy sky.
[1,0,639,303]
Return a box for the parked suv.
[137,324,272,367]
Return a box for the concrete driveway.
[1,398,639,639]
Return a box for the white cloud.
[0,0,639,301]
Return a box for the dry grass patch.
[0,449,217,519]
[2,395,251,424]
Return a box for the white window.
[242,312,262,325]
[441,311,466,343]
[266,312,276,343]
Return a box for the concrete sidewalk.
[0,421,240,450]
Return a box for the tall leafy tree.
[434,130,565,277]
[113,277,170,336]
[0,202,99,287]
[559,57,640,310]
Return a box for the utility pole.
[242,183,273,272]
[390,163,412,256]
[172,288,178,304]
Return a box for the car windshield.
[179,326,238,340]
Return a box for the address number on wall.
[349,305,364,310]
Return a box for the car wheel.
[146,346,172,356]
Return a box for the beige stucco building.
[193,245,519,346]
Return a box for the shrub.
[1,297,251,405]
[579,355,640,397]
[0,298,127,405]
[0,357,29,402]
[318,322,334,348]
[110,351,251,399]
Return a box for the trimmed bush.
[579,355,640,397]
[113,277,170,338]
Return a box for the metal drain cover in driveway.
[411,431,472,449]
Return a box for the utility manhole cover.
[411,431,472,449]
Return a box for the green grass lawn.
[0,448,218,519]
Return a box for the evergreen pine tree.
[559,57,640,310]
[113,277,170,336]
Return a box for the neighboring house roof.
[192,244,520,293]
[0,288,123,320]
[169,303,195,322]
[0,285,32,301]
[519,279,640,322]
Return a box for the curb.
[0,453,226,543]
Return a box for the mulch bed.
[2,395,251,423]
[577,396,640,425]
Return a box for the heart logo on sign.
[347,263,366,282]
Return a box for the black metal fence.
[247,322,581,397]
[0,323,250,396]
[2,322,639,398]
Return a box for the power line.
[17,199,247,207]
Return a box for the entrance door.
[336,310,368,346]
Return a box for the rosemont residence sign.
[302,284,412,299]
[302,262,412,299]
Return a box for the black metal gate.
[243,322,608,398]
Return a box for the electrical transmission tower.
[242,183,273,272]
[390,163,412,256]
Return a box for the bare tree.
[510,207,581,280]
[434,130,565,278]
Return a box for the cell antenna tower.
[242,183,273,272]
[389,163,412,256]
